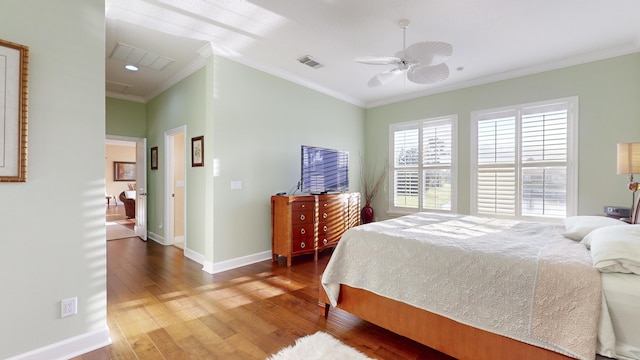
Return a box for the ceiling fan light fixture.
[355,19,453,87]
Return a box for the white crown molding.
[145,52,209,103]
[213,51,366,108]
[196,42,213,58]
[366,44,640,109]
[7,327,111,360]
[106,90,146,103]
[105,139,136,147]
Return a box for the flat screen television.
[301,145,349,194]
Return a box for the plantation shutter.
[472,98,574,219]
[391,116,456,212]
[476,112,517,216]
[422,120,453,210]
[393,128,420,208]
[520,104,568,217]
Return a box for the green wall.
[108,52,640,270]
[0,0,108,358]
[106,97,146,137]
[210,56,365,262]
[138,55,365,266]
[146,67,209,255]
[108,51,640,268]
[365,53,640,220]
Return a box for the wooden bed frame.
[319,282,575,360]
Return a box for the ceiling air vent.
[106,80,133,93]
[297,55,323,69]
[110,43,174,71]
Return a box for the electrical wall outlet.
[61,297,78,318]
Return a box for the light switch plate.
[231,180,242,190]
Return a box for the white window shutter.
[472,98,576,220]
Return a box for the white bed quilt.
[322,213,601,360]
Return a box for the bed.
[319,212,640,360]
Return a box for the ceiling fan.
[355,19,453,88]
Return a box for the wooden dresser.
[271,192,360,266]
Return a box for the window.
[390,116,457,213]
[471,97,578,219]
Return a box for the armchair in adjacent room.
[119,191,136,219]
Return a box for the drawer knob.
[323,212,328,219]
[323,225,328,232]
[323,239,328,245]
[300,214,306,221]
[300,228,306,235]
[300,242,306,248]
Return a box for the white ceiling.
[105,0,640,108]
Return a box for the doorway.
[164,126,187,250]
[105,135,148,241]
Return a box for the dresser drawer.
[292,209,314,224]
[319,233,341,248]
[292,224,314,239]
[292,237,313,254]
[292,201,314,212]
[318,220,344,237]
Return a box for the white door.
[164,126,186,248]
[135,138,148,240]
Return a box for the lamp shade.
[617,142,640,174]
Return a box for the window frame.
[388,115,458,215]
[470,97,579,221]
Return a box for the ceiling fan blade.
[354,56,401,65]
[368,68,402,87]
[401,41,453,66]
[407,63,450,84]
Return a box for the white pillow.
[562,216,627,241]
[588,225,640,275]
[124,190,136,199]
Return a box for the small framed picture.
[191,136,204,167]
[150,146,158,170]
[114,161,136,181]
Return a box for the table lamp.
[617,142,640,214]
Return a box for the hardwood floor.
[73,238,455,359]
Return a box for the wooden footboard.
[319,283,574,360]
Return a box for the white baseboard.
[202,250,272,274]
[183,247,205,264]
[147,231,165,245]
[148,231,271,274]
[7,326,111,360]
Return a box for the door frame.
[164,125,187,249]
[105,135,147,240]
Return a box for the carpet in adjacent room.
[106,222,136,241]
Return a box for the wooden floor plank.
[70,238,455,360]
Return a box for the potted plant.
[360,156,388,224]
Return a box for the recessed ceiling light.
[125,64,139,71]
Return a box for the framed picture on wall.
[150,146,158,170]
[0,39,29,182]
[191,136,204,167]
[114,161,136,181]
